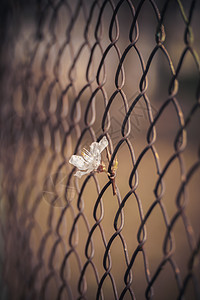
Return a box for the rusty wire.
[0,0,200,299]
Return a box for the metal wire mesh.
[0,0,200,299]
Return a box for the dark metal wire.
[0,0,200,299]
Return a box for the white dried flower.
[69,136,108,178]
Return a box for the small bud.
[97,164,104,172]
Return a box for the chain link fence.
[0,0,200,299]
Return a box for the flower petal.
[98,136,108,153]
[89,142,100,156]
[81,152,93,164]
[92,155,101,169]
[69,155,89,170]
[74,168,93,178]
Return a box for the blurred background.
[0,0,200,299]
